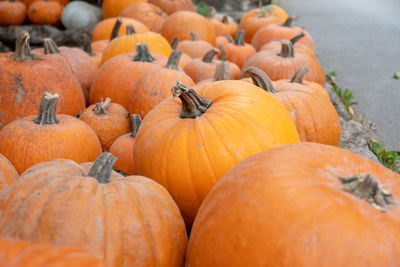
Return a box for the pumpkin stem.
[81,33,95,56]
[93,98,111,115]
[278,40,294,58]
[12,31,37,61]
[43,38,60,54]
[290,32,305,45]
[34,92,60,125]
[226,35,234,43]
[235,30,245,46]
[282,16,294,27]
[126,24,136,35]
[290,66,309,84]
[130,114,142,138]
[219,44,227,61]
[171,81,212,119]
[243,66,277,93]
[133,43,155,62]
[202,48,218,63]
[338,174,395,212]
[88,152,117,184]
[165,50,182,70]
[222,16,228,24]
[190,32,199,41]
[214,60,230,81]
[170,36,179,49]
[110,17,122,41]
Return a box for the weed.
[368,140,400,173]
[325,71,354,109]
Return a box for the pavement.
[280,0,400,151]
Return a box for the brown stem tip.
[12,30,37,61]
[235,30,245,46]
[81,32,95,56]
[110,17,122,41]
[88,152,117,184]
[165,50,182,70]
[243,66,276,93]
[133,43,155,62]
[214,60,230,81]
[202,48,218,63]
[290,66,309,84]
[43,38,60,54]
[131,114,142,138]
[34,92,60,125]
[170,36,179,49]
[126,24,136,35]
[278,40,294,58]
[190,32,199,41]
[93,98,111,115]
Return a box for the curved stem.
[171,81,212,119]
[93,98,111,115]
[165,50,182,70]
[202,48,218,63]
[170,36,179,49]
[219,44,227,61]
[81,33,95,56]
[338,173,394,212]
[34,92,60,125]
[226,35,234,43]
[222,15,228,24]
[130,114,142,138]
[214,60,230,81]
[278,40,294,58]
[282,16,293,27]
[290,66,309,84]
[126,24,135,35]
[43,38,60,54]
[11,30,37,61]
[133,43,155,62]
[243,66,276,93]
[290,32,305,45]
[88,152,117,184]
[190,32,199,41]
[235,30,245,46]
[110,17,122,41]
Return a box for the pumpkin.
[81,32,102,67]
[215,34,233,58]
[0,0,26,26]
[209,15,237,38]
[251,17,315,50]
[129,50,195,118]
[91,17,148,42]
[90,43,167,110]
[223,30,257,68]
[0,92,102,174]
[0,238,104,267]
[0,31,85,130]
[100,25,172,64]
[148,0,194,14]
[119,2,167,33]
[20,0,70,6]
[102,0,147,18]
[61,1,102,29]
[0,153,18,204]
[238,12,282,43]
[91,17,123,54]
[241,4,288,22]
[195,60,231,86]
[109,114,141,175]
[242,40,325,85]
[187,142,400,267]
[161,11,216,44]
[170,36,192,68]
[134,81,300,227]
[80,98,131,151]
[27,0,63,26]
[0,152,187,267]
[176,32,214,59]
[260,32,316,58]
[244,66,341,145]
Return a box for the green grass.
[197,1,211,17]
[368,140,400,173]
[325,72,354,109]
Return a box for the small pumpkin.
[27,0,63,26]
[61,1,102,29]
[0,153,18,204]
[170,36,192,68]
[91,17,123,54]
[102,0,147,18]
[241,4,288,22]
[209,15,237,38]
[176,32,214,59]
[109,114,141,175]
[0,92,102,174]
[0,0,26,26]
[80,98,131,151]
[238,11,282,43]
[187,142,400,267]
[148,0,194,15]
[223,30,257,68]
[0,152,187,267]
[20,0,70,7]
[91,17,148,42]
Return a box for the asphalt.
[281,0,400,151]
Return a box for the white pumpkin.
[61,1,102,29]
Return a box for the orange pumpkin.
[245,66,341,145]
[102,0,147,18]
[241,4,288,22]
[119,2,167,33]
[260,32,316,58]
[0,153,18,204]
[209,15,237,38]
[129,50,195,118]
[238,12,282,43]
[134,81,300,227]
[223,30,257,68]
[0,152,187,267]
[195,60,231,86]
[252,17,315,50]
[0,31,85,131]
[0,238,104,267]
[0,92,102,174]
[187,142,400,267]
[161,11,215,44]
[91,17,148,42]
[176,32,214,59]
[90,43,167,110]
[170,37,192,68]
[148,0,194,14]
[20,0,70,6]
[109,114,141,175]
[27,0,63,26]
[242,40,325,85]
[91,17,123,54]
[80,98,131,151]
[0,0,26,26]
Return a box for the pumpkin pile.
[0,1,398,267]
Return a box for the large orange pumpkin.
[134,81,300,227]
[0,92,102,174]
[0,153,18,203]
[0,152,187,267]
[102,0,147,18]
[148,0,194,14]
[0,0,26,26]
[0,31,85,131]
[161,11,215,44]
[91,17,149,42]
[187,142,400,267]
[27,0,63,25]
